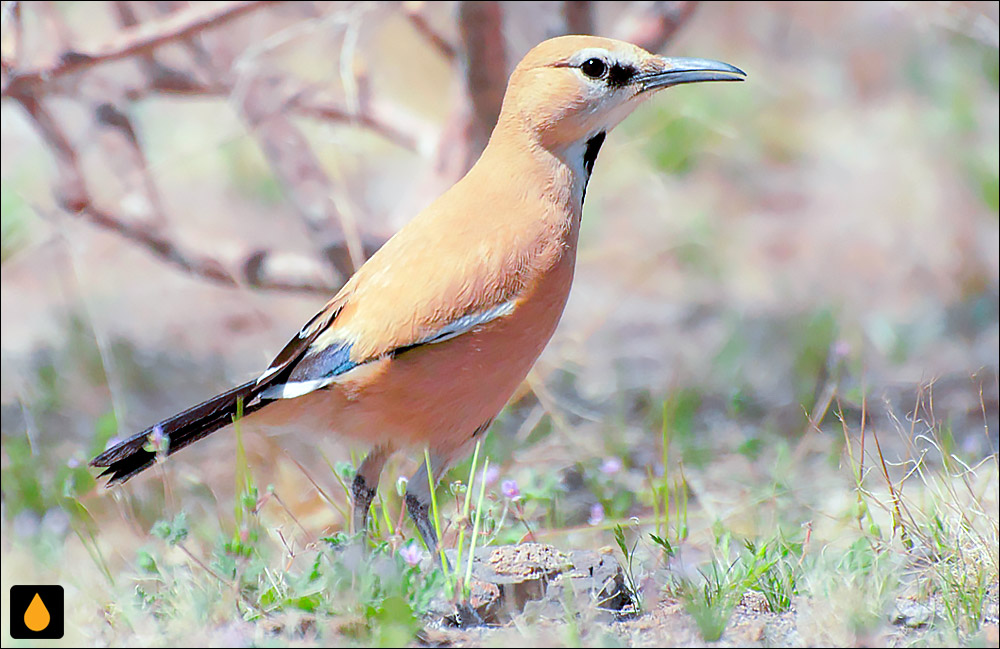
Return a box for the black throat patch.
[583,131,606,177]
[581,130,607,204]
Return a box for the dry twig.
[457,1,507,166]
[12,87,338,293]
[616,1,699,54]
[403,1,457,61]
[562,1,595,35]
[3,1,277,97]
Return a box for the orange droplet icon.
[24,593,51,632]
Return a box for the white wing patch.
[413,300,517,345]
[259,377,336,400]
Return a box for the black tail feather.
[90,379,268,485]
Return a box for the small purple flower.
[600,457,622,475]
[832,340,851,360]
[588,503,605,526]
[67,458,80,469]
[501,479,521,501]
[399,542,425,567]
[482,465,500,486]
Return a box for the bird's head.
[495,35,745,154]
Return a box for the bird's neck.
[477,118,600,224]
[441,120,586,285]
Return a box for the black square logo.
[9,585,64,639]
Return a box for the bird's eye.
[580,58,607,80]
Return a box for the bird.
[91,35,745,552]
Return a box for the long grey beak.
[637,57,746,92]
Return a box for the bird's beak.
[636,57,746,92]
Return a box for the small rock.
[891,598,933,628]
[738,590,772,614]
[442,543,636,626]
[486,544,570,581]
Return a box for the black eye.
[580,58,607,80]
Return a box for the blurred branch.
[4,1,414,292]
[456,0,507,170]
[403,1,456,61]
[11,91,339,294]
[116,74,422,151]
[2,0,275,97]
[189,16,382,279]
[238,74,369,275]
[111,1,141,29]
[110,0,209,97]
[289,91,422,152]
[93,100,168,229]
[617,1,698,53]
[562,1,595,35]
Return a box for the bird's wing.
[256,292,518,400]
[254,199,544,401]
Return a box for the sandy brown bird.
[92,35,745,551]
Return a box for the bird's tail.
[91,379,269,485]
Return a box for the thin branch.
[93,101,169,228]
[12,91,340,294]
[131,80,426,158]
[115,74,423,151]
[292,94,420,152]
[3,0,276,97]
[617,1,699,54]
[110,0,210,98]
[111,1,141,29]
[456,0,506,169]
[187,9,384,277]
[5,1,411,293]
[403,2,457,61]
[562,1,594,35]
[237,73,369,275]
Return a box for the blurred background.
[1,1,997,644]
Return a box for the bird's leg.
[408,449,484,626]
[404,452,449,555]
[352,445,392,536]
